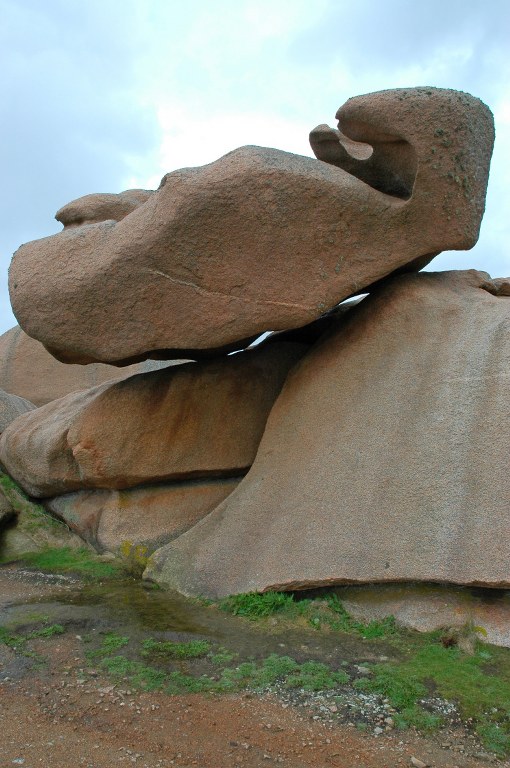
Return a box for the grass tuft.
[219,591,301,619]
[141,638,210,659]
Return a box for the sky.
[1,0,509,335]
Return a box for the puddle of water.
[1,575,395,665]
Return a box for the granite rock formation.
[9,88,494,365]
[45,479,241,554]
[145,271,510,597]
[0,325,184,407]
[0,341,305,498]
[2,86,503,605]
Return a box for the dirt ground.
[0,569,505,768]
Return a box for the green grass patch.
[101,655,169,691]
[0,621,66,660]
[96,648,350,696]
[87,632,130,658]
[355,640,510,755]
[0,626,21,649]
[15,546,123,581]
[219,591,306,619]
[214,653,349,692]
[141,637,210,659]
[27,623,65,639]
[208,647,237,665]
[217,590,397,639]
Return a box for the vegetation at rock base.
[11,546,123,581]
[0,471,65,532]
[355,640,510,756]
[2,563,510,757]
[219,590,397,638]
[219,590,301,619]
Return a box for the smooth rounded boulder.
[9,88,494,364]
[0,340,306,498]
[145,270,510,597]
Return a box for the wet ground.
[0,565,506,768]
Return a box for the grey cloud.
[291,0,509,101]
[0,0,160,331]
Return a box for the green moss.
[15,547,123,581]
[118,541,149,577]
[0,473,62,529]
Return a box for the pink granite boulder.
[9,88,493,364]
[0,341,305,498]
[145,271,510,597]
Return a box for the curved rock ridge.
[145,270,510,598]
[9,88,494,364]
[0,325,187,407]
[0,340,306,498]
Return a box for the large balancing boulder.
[0,341,305,498]
[145,270,510,597]
[9,88,493,364]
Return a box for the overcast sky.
[1,0,509,334]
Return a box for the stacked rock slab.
[46,480,240,554]
[0,325,184,407]
[9,88,493,364]
[0,341,306,552]
[145,271,510,597]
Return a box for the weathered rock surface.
[0,341,305,498]
[46,478,240,554]
[0,389,35,432]
[0,487,14,527]
[0,326,186,407]
[55,188,153,228]
[145,270,510,597]
[334,583,510,649]
[9,88,493,364]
